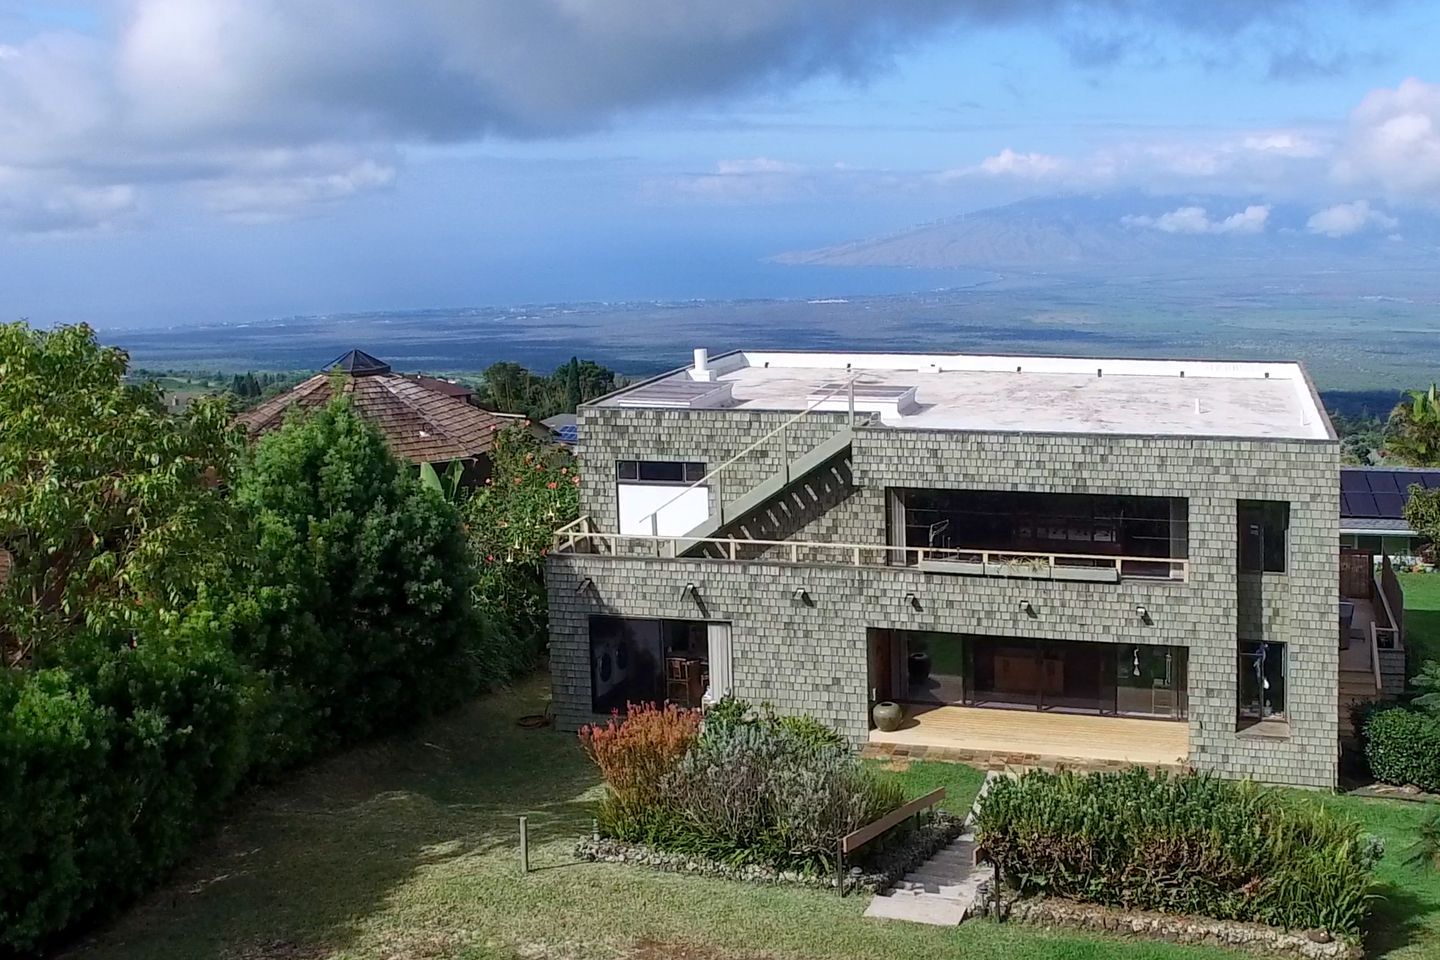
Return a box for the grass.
[63,676,1439,960]
[1400,570,1440,673]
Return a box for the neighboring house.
[235,350,521,481]
[1340,466,1440,561]
[542,413,578,448]
[546,347,1372,790]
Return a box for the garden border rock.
[575,810,965,894]
[973,885,1362,960]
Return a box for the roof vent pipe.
[691,347,715,382]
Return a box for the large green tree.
[0,322,239,667]
[1384,383,1440,466]
[231,397,478,763]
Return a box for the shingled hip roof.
[235,368,515,463]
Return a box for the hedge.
[0,620,253,952]
[976,767,1379,937]
[1363,707,1440,793]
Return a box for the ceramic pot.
[872,701,904,732]
[907,651,932,683]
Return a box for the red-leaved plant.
[579,702,701,810]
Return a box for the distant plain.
[108,263,1439,402]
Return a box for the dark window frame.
[1237,638,1287,720]
[616,459,706,484]
[1238,500,1289,573]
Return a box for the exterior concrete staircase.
[674,426,854,555]
[864,772,1001,927]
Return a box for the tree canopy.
[1383,384,1440,467]
[477,356,618,419]
[0,322,238,667]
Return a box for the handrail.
[1369,621,1384,692]
[835,786,946,895]
[551,519,1189,581]
[1375,559,1405,650]
[631,375,865,536]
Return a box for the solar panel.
[556,424,578,444]
[1341,492,1379,518]
[1340,472,1370,493]
[1340,468,1440,520]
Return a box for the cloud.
[975,149,1068,180]
[1305,199,1398,237]
[945,131,1331,195]
[1335,78,1440,204]
[0,1,1412,232]
[1122,204,1271,234]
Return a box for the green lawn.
[66,677,1439,960]
[1400,570,1440,672]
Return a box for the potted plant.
[872,701,904,732]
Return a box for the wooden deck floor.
[867,703,1189,767]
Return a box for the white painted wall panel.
[618,483,709,536]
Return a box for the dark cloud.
[0,0,1412,232]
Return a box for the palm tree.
[1383,383,1440,466]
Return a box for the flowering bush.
[463,427,579,677]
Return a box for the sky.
[1,0,1439,328]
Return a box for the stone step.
[864,891,970,926]
[892,879,968,898]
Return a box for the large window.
[871,630,1187,720]
[589,616,709,714]
[890,489,1188,572]
[1238,639,1286,719]
[617,460,706,484]
[1238,500,1289,573]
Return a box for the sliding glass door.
[962,635,1187,719]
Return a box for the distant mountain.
[773,193,1438,271]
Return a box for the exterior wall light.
[574,577,596,597]
[681,582,698,601]
[903,592,921,610]
[1019,599,1034,615]
[1135,603,1151,623]
[792,587,812,607]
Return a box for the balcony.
[552,516,1189,582]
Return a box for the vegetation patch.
[976,768,1381,940]
[580,700,908,876]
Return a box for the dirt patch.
[877,758,912,772]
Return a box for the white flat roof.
[597,350,1333,441]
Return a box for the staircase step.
[864,891,969,926]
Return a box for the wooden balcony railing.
[552,516,1189,582]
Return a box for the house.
[235,350,526,480]
[1340,465,1440,561]
[542,413,578,448]
[544,347,1394,790]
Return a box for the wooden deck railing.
[551,516,1190,582]
[834,787,946,895]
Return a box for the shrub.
[663,723,901,871]
[976,768,1378,937]
[1364,708,1440,793]
[701,695,846,751]
[580,703,702,810]
[232,397,478,766]
[584,705,899,873]
[0,616,253,954]
[464,428,579,674]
